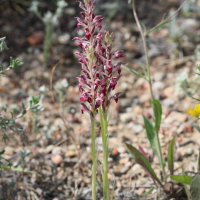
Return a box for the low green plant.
[29,0,68,64]
[123,0,200,199]
[54,78,69,103]
[0,37,39,173]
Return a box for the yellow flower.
[187,104,200,118]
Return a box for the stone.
[52,147,63,154]
[119,157,129,165]
[134,106,143,114]
[162,98,174,107]
[133,124,143,134]
[112,148,119,156]
[139,93,151,104]
[58,33,70,44]
[164,111,187,123]
[153,71,165,81]
[163,86,175,97]
[152,81,165,91]
[136,188,145,196]
[65,150,77,157]
[120,113,134,123]
[119,98,132,108]
[120,82,129,91]
[4,146,14,155]
[27,31,44,45]
[51,154,63,165]
[45,145,54,154]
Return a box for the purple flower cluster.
[74,0,125,117]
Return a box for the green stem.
[132,0,166,183]
[99,107,110,200]
[91,116,96,200]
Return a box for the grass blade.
[167,137,176,175]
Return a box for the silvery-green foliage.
[27,87,48,135]
[54,79,69,103]
[175,70,189,92]
[29,0,68,63]
[29,1,39,13]
[168,12,183,42]
[54,78,69,92]
[42,120,56,139]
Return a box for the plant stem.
[91,115,96,200]
[98,107,110,200]
[132,0,166,183]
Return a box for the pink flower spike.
[77,1,87,11]
[91,0,97,10]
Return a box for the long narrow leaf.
[141,187,155,197]
[1,166,40,175]
[146,20,172,36]
[143,115,164,169]
[199,150,200,171]
[121,65,147,80]
[182,168,191,200]
[192,125,200,133]
[168,137,176,175]
[139,146,158,187]
[188,95,200,101]
[190,175,200,200]
[170,175,193,185]
[150,100,162,131]
[126,143,163,187]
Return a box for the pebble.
[117,146,127,154]
[112,148,119,156]
[119,157,129,165]
[4,146,14,155]
[119,98,132,108]
[45,145,54,154]
[120,112,134,123]
[134,106,143,114]
[162,98,175,107]
[163,86,175,97]
[51,154,63,165]
[139,93,151,104]
[52,147,63,154]
[65,150,77,157]
[165,111,187,123]
[120,82,129,91]
[58,33,70,44]
[152,81,165,91]
[136,188,145,196]
[153,71,165,81]
[27,31,44,45]
[133,124,143,134]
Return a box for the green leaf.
[182,168,191,200]
[0,150,5,155]
[170,175,193,185]
[188,95,200,101]
[1,166,40,175]
[190,175,200,200]
[121,65,147,80]
[198,150,200,171]
[143,115,165,168]
[192,125,200,133]
[140,21,146,34]
[141,187,155,197]
[150,99,162,130]
[167,137,176,175]
[146,20,172,36]
[126,143,163,187]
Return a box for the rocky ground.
[0,0,200,199]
